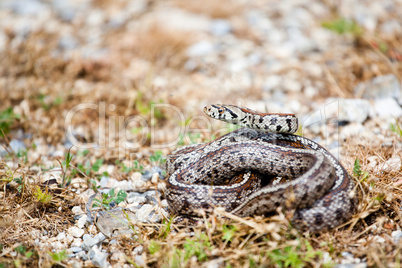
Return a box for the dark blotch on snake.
[228,109,238,118]
[313,213,324,226]
[286,118,292,130]
[201,203,210,209]
[335,208,344,221]
[270,117,278,125]
[315,184,323,193]
[223,162,231,168]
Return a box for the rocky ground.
[0,0,402,267]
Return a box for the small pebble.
[71,238,83,248]
[68,226,85,238]
[72,206,84,215]
[151,173,159,184]
[70,247,83,253]
[133,245,143,255]
[134,255,145,267]
[9,139,26,153]
[372,235,385,243]
[210,19,232,36]
[130,172,142,182]
[392,230,402,244]
[82,233,106,250]
[89,245,109,268]
[373,98,402,118]
[76,215,87,228]
[57,232,66,241]
[126,192,147,204]
[186,40,215,57]
[382,156,401,172]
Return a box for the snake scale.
[165,104,357,232]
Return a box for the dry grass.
[132,24,193,69]
[172,0,244,19]
[319,34,402,98]
[111,23,193,70]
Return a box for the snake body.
[165,104,357,232]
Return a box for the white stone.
[372,236,385,243]
[340,123,366,140]
[151,173,159,184]
[51,241,64,250]
[66,233,74,243]
[382,156,401,172]
[71,238,83,247]
[89,245,109,268]
[104,178,119,188]
[71,178,87,189]
[322,252,332,264]
[210,19,232,36]
[110,251,126,262]
[76,215,87,228]
[338,98,373,123]
[282,78,302,92]
[86,10,105,27]
[154,8,210,32]
[134,180,145,189]
[68,226,85,238]
[373,98,402,118]
[134,255,145,267]
[304,62,323,77]
[57,232,66,241]
[392,230,402,244]
[367,156,378,170]
[263,75,282,92]
[355,74,401,102]
[9,139,26,153]
[82,233,106,250]
[41,168,63,184]
[133,245,143,255]
[160,199,168,207]
[187,41,215,57]
[72,206,84,215]
[126,193,147,204]
[135,204,161,223]
[228,58,250,72]
[87,224,97,234]
[130,172,142,182]
[304,86,318,98]
[4,0,47,15]
[69,247,83,254]
[126,0,148,16]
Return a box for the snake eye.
[218,108,224,114]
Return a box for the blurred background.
[1,1,402,266]
[0,0,401,153]
[0,0,402,153]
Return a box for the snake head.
[204,104,243,124]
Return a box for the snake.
[165,104,357,232]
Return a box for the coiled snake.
[165,105,357,232]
